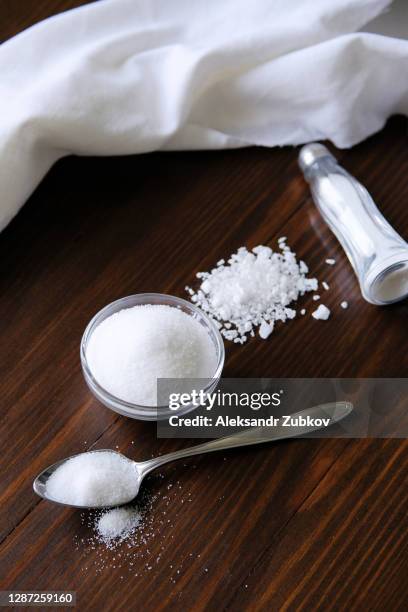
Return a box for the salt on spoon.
[45,451,138,507]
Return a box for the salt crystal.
[341,301,349,309]
[325,258,336,265]
[259,321,274,340]
[86,305,217,406]
[300,309,306,315]
[313,295,320,301]
[46,451,138,507]
[312,304,331,320]
[186,241,317,343]
[322,281,330,291]
[222,329,238,341]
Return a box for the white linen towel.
[0,0,407,231]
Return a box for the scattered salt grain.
[74,472,202,578]
[300,309,306,315]
[46,451,138,507]
[259,321,274,340]
[322,281,330,291]
[312,304,331,320]
[325,258,336,265]
[341,301,349,309]
[313,295,320,301]
[186,242,318,342]
[86,304,217,406]
[97,507,141,543]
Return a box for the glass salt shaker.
[298,143,408,305]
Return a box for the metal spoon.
[33,401,352,509]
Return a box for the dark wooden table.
[1,3,407,611]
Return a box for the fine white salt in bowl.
[80,293,224,421]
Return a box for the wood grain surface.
[0,2,407,611]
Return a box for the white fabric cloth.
[0,0,407,231]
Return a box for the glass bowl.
[80,293,225,421]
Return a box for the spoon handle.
[138,401,352,476]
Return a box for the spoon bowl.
[33,449,145,509]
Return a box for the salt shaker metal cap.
[298,143,408,305]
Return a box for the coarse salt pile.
[86,305,217,406]
[46,451,138,507]
[96,507,141,544]
[186,240,318,343]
